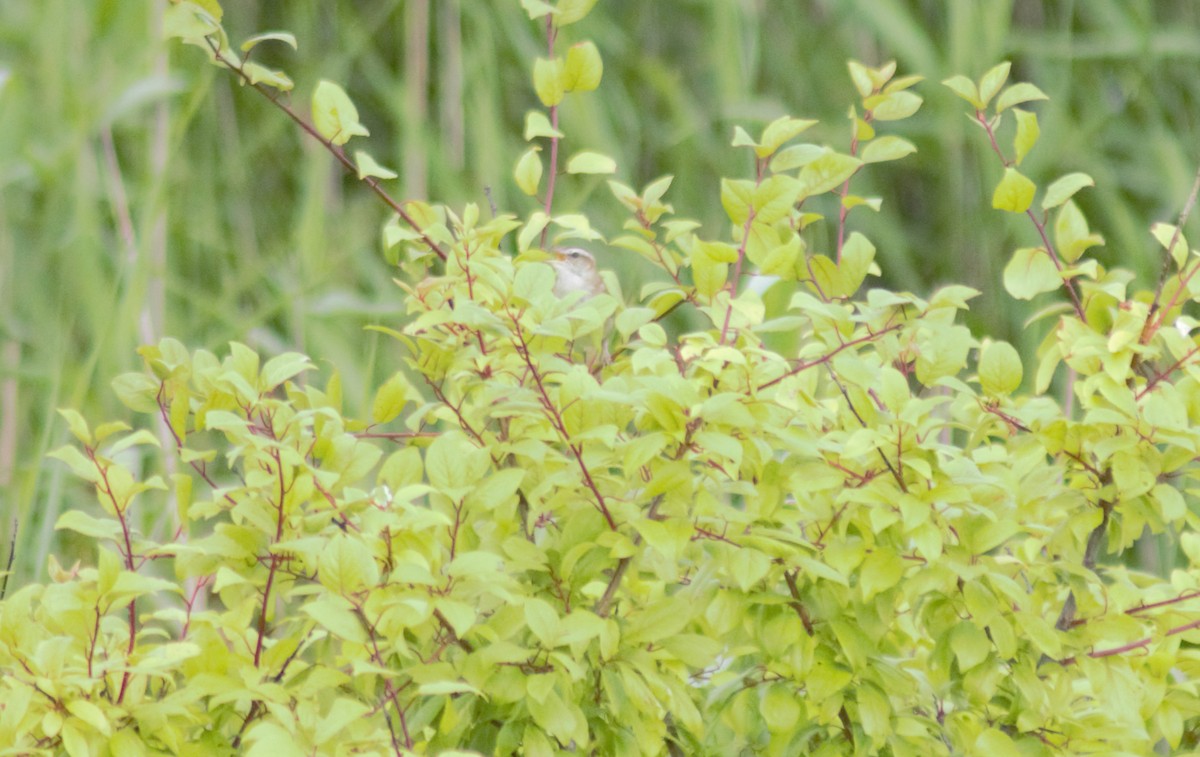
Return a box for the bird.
[550,247,606,301]
[548,246,612,367]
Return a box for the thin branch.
[1145,162,1200,340]
[204,37,448,261]
[0,518,15,600]
[836,112,871,263]
[974,110,1086,323]
[508,310,616,529]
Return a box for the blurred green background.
[2,0,1199,581]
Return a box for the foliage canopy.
[4,2,1200,755]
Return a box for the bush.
[4,2,1200,754]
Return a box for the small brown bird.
[550,247,606,301]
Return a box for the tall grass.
[2,0,1198,581]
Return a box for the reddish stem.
[204,38,447,261]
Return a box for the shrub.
[4,2,1200,754]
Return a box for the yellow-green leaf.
[240,31,298,52]
[978,61,1011,108]
[1003,247,1059,299]
[566,151,617,174]
[312,80,369,146]
[991,167,1035,213]
[996,81,1049,113]
[554,0,598,26]
[514,147,544,196]
[524,111,563,140]
[797,152,862,199]
[860,135,917,164]
[354,150,397,181]
[1042,172,1094,210]
[563,41,602,92]
[1055,201,1104,264]
[978,340,1023,396]
[942,74,982,109]
[1012,108,1038,166]
[691,239,736,297]
[533,57,565,107]
[757,116,818,158]
[372,372,412,424]
[1151,222,1189,270]
[859,548,904,600]
[58,408,92,445]
[868,89,922,121]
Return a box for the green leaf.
[867,89,922,121]
[1003,247,1059,299]
[245,722,303,757]
[1112,449,1155,498]
[797,151,862,198]
[860,135,917,163]
[554,0,599,26]
[55,511,120,541]
[302,594,366,643]
[978,340,1023,396]
[942,75,983,109]
[520,0,556,19]
[314,699,372,746]
[762,684,801,733]
[1012,108,1038,166]
[847,60,875,98]
[239,31,298,52]
[950,621,991,671]
[1151,222,1189,270]
[566,151,617,174]
[978,61,1011,107]
[996,81,1049,113]
[859,548,904,600]
[525,597,560,646]
[759,234,802,278]
[838,232,876,295]
[48,445,99,483]
[524,111,563,140]
[1042,172,1094,210]
[470,469,525,511]
[60,723,88,757]
[260,351,312,390]
[691,239,737,297]
[563,41,602,92]
[418,680,483,697]
[857,684,891,740]
[163,1,221,44]
[108,429,161,457]
[426,431,475,497]
[975,727,1022,757]
[533,57,565,107]
[318,533,380,595]
[372,372,413,424]
[757,116,818,158]
[1153,483,1187,522]
[112,372,161,413]
[1055,201,1104,264]
[991,167,1035,213]
[770,143,825,172]
[241,62,292,91]
[311,80,369,146]
[58,408,92,445]
[353,150,398,180]
[514,147,544,196]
